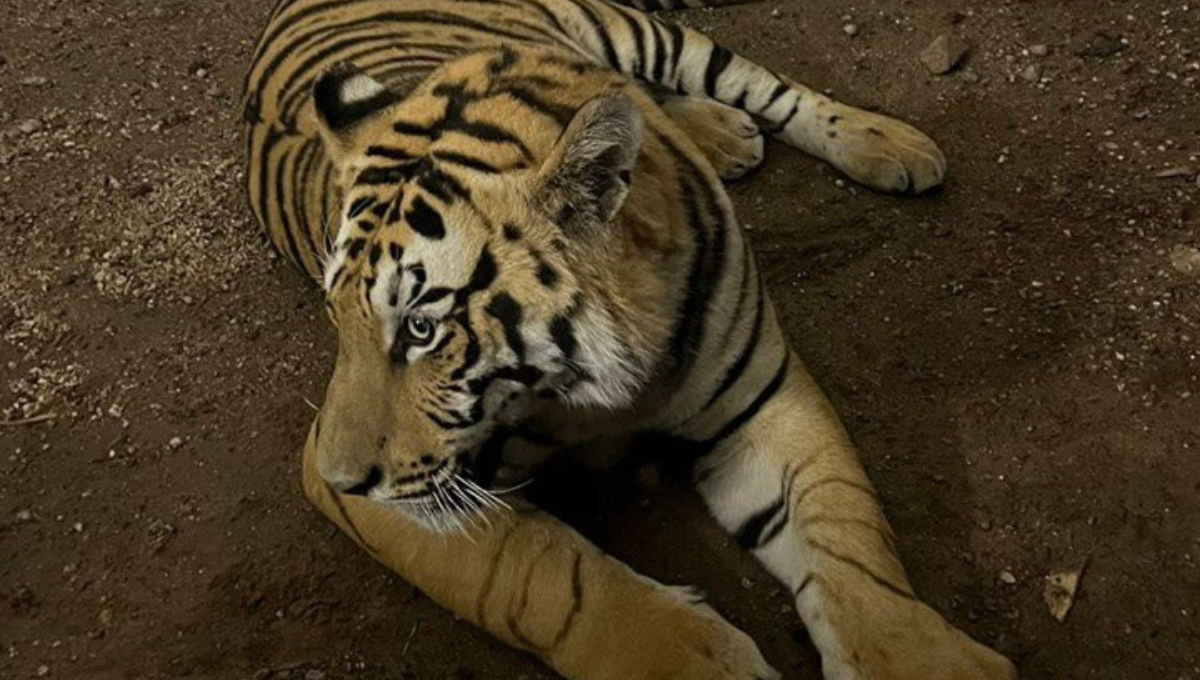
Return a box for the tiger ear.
[312,62,398,152]
[536,94,644,233]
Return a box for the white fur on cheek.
[561,304,646,410]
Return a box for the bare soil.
[2,1,1198,679]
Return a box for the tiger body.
[244,1,1015,679]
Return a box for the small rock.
[1028,44,1049,57]
[37,665,50,677]
[18,119,43,135]
[1044,564,1085,622]
[843,23,860,37]
[1075,31,1125,59]
[1020,64,1041,82]
[20,75,49,87]
[1169,245,1200,277]
[168,436,184,449]
[15,509,33,522]
[740,577,754,590]
[1155,166,1194,179]
[72,522,84,533]
[999,570,1018,585]
[920,34,970,75]
[958,67,980,83]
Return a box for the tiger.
[243,0,1017,679]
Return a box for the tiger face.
[309,59,648,531]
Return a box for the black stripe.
[289,138,325,272]
[573,0,621,69]
[702,353,790,446]
[648,20,669,84]
[405,195,446,239]
[765,100,800,135]
[496,86,575,126]
[431,150,504,174]
[614,6,646,75]
[272,135,311,271]
[413,286,454,307]
[417,165,472,203]
[704,44,734,98]
[763,81,789,111]
[367,145,413,161]
[735,496,785,548]
[485,292,525,361]
[549,316,577,360]
[393,120,433,136]
[665,22,686,86]
[805,539,915,600]
[355,164,412,186]
[347,196,376,218]
[703,280,765,410]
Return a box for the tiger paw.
[820,600,1016,680]
[571,585,779,680]
[816,105,947,194]
[659,96,765,181]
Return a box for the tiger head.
[308,56,663,531]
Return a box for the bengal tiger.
[243,0,1016,678]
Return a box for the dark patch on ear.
[313,62,399,133]
[405,196,446,239]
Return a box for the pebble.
[21,75,49,87]
[999,570,1018,585]
[16,509,33,522]
[168,436,185,449]
[843,23,860,37]
[1020,64,1041,83]
[18,119,44,135]
[1169,245,1200,277]
[1028,44,1049,57]
[1076,31,1125,59]
[920,35,970,75]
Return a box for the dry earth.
[1,0,1198,679]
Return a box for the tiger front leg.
[693,355,1016,680]
[301,421,779,680]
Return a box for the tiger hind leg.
[572,0,946,192]
[657,94,765,181]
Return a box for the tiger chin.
[244,0,1017,679]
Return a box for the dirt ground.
[2,0,1198,678]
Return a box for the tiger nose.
[335,465,383,497]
